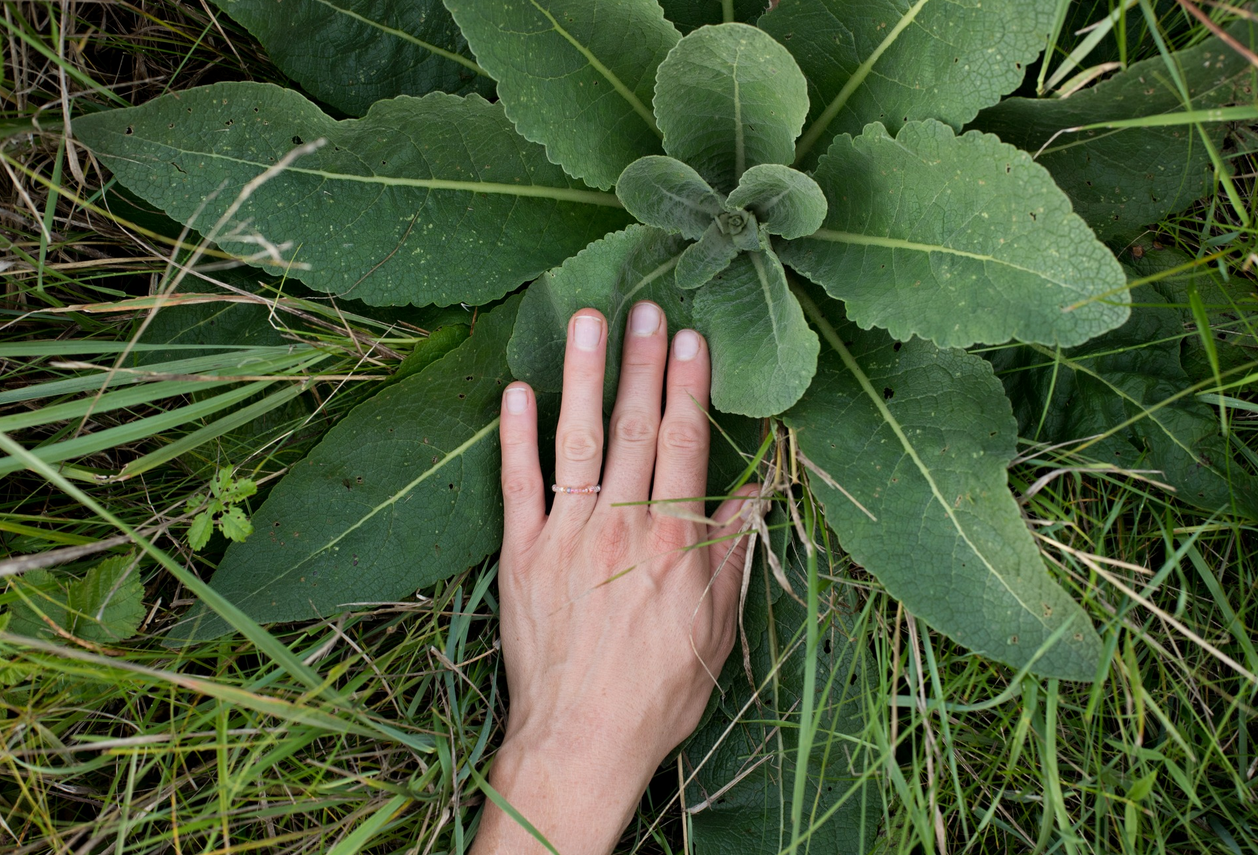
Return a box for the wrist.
[475,721,656,855]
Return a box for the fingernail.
[630,302,661,336]
[505,387,527,414]
[573,315,602,351]
[673,329,701,361]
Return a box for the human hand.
[471,302,755,854]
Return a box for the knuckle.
[653,516,694,552]
[611,412,657,448]
[559,427,602,463]
[501,470,537,504]
[659,420,705,455]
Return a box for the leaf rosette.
[70,0,1258,715]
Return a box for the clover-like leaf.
[446,0,678,189]
[674,222,737,290]
[783,298,1103,680]
[727,163,827,239]
[692,251,818,417]
[654,23,809,193]
[617,155,725,240]
[781,120,1129,349]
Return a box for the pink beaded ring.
[551,483,601,495]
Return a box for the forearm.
[470,726,655,855]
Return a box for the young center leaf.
[762,0,1056,168]
[208,0,493,116]
[74,82,629,307]
[508,225,691,404]
[686,538,879,854]
[692,251,818,418]
[166,298,521,644]
[654,23,809,193]
[783,295,1103,680]
[446,0,678,190]
[675,222,738,290]
[974,18,1258,241]
[616,155,726,240]
[725,163,827,239]
[780,120,1129,349]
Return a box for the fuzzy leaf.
[686,535,880,854]
[762,0,1055,168]
[692,251,818,417]
[208,0,492,116]
[781,120,1129,349]
[654,23,809,193]
[74,82,630,308]
[675,223,738,290]
[67,555,146,644]
[6,557,145,644]
[508,225,691,403]
[617,155,725,240]
[726,164,827,239]
[783,307,1102,680]
[168,299,521,643]
[446,0,677,190]
[992,284,1258,519]
[974,19,1257,240]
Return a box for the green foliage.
[975,20,1258,240]
[170,298,520,643]
[4,554,146,644]
[783,294,1103,680]
[761,0,1058,167]
[186,466,258,551]
[63,1,1258,845]
[207,0,493,116]
[74,85,630,307]
[445,0,678,190]
[686,536,878,853]
[780,120,1129,349]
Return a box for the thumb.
[707,484,761,619]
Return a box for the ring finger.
[551,309,607,519]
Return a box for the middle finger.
[600,301,667,506]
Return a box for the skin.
[469,301,755,854]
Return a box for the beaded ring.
[551,484,601,495]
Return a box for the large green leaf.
[974,19,1257,240]
[446,0,677,190]
[507,225,691,404]
[692,251,818,418]
[761,0,1055,168]
[167,298,520,643]
[209,0,492,116]
[74,82,630,308]
[686,534,878,854]
[783,295,1103,680]
[992,283,1258,519]
[780,120,1129,349]
[654,23,809,193]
